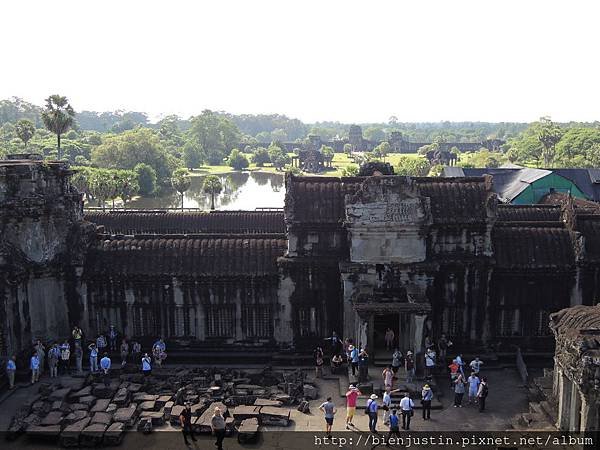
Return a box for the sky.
[1,0,599,123]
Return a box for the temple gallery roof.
[84,210,285,235]
[85,236,287,277]
[284,175,494,225]
[496,204,562,223]
[492,227,577,269]
[550,304,600,348]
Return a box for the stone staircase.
[510,368,557,431]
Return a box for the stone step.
[540,399,558,425]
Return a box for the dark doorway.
[373,313,399,351]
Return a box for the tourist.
[319,396,337,436]
[120,339,129,367]
[469,357,483,375]
[421,384,433,420]
[6,355,16,389]
[391,348,402,375]
[131,340,141,363]
[109,325,118,351]
[72,325,83,345]
[60,340,71,375]
[399,392,414,430]
[324,331,341,355]
[453,373,466,407]
[384,328,395,350]
[88,342,99,373]
[477,376,489,412]
[153,337,166,353]
[96,334,107,354]
[152,338,166,367]
[34,340,45,376]
[437,334,451,364]
[142,353,152,376]
[30,351,40,384]
[343,338,352,360]
[48,343,60,378]
[345,384,361,429]
[211,406,226,450]
[366,393,379,433]
[382,387,401,425]
[74,343,83,374]
[455,354,465,376]
[448,359,460,388]
[349,344,359,376]
[405,351,415,384]
[424,335,434,350]
[387,409,401,441]
[100,352,111,387]
[313,346,324,378]
[424,347,436,379]
[330,354,343,374]
[468,372,481,404]
[180,401,197,445]
[358,347,369,382]
[382,365,394,390]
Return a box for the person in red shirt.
[345,384,362,429]
[448,359,460,389]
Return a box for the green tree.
[41,95,75,159]
[268,143,290,170]
[183,141,203,169]
[341,164,359,176]
[89,169,117,210]
[114,170,139,208]
[538,117,562,167]
[320,145,335,166]
[71,166,94,201]
[373,141,390,162]
[252,147,270,166]
[134,163,157,196]
[15,119,35,149]
[202,174,223,210]
[227,148,249,170]
[171,168,191,210]
[91,128,175,182]
[396,156,430,176]
[188,110,240,165]
[343,143,353,156]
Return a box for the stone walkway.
[0,365,530,449]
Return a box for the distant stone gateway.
[2,155,600,372]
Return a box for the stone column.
[557,370,572,430]
[274,275,294,345]
[579,392,598,432]
[569,381,581,431]
[124,287,136,338]
[413,314,427,353]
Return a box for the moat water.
[126,171,285,210]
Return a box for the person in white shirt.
[382,387,401,424]
[469,357,483,374]
[424,348,436,378]
[399,392,414,430]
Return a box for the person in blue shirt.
[141,353,152,376]
[30,352,40,384]
[6,355,16,389]
[88,343,99,373]
[349,345,359,376]
[366,393,379,433]
[387,409,401,439]
[100,353,111,387]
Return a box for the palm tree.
[171,168,192,210]
[41,95,75,160]
[202,175,223,210]
[15,119,36,149]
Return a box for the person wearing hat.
[421,384,433,420]
[180,402,197,445]
[345,384,362,429]
[366,393,379,433]
[405,351,415,384]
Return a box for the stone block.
[93,384,116,399]
[79,395,96,407]
[64,410,88,425]
[138,400,156,412]
[139,411,165,426]
[169,405,185,425]
[27,424,62,439]
[70,403,89,412]
[103,422,125,446]
[60,417,91,447]
[80,423,107,447]
[163,401,174,417]
[49,387,72,402]
[112,388,130,407]
[91,412,113,426]
[303,384,318,399]
[194,402,227,433]
[254,398,283,407]
[40,411,64,426]
[70,386,92,399]
[259,406,290,426]
[233,405,261,424]
[90,398,111,413]
[51,400,64,411]
[127,382,142,392]
[133,393,158,402]
[113,406,137,427]
[155,395,172,408]
[237,418,259,444]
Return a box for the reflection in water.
[126,171,285,210]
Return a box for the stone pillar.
[172,278,185,337]
[274,275,294,345]
[569,381,581,431]
[124,288,135,338]
[413,314,427,353]
[358,317,368,350]
[579,393,598,431]
[557,370,572,430]
[235,288,243,341]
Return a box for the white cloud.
[1,0,598,123]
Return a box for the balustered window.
[242,305,272,338]
[206,305,236,338]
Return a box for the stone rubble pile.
[6,366,315,446]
